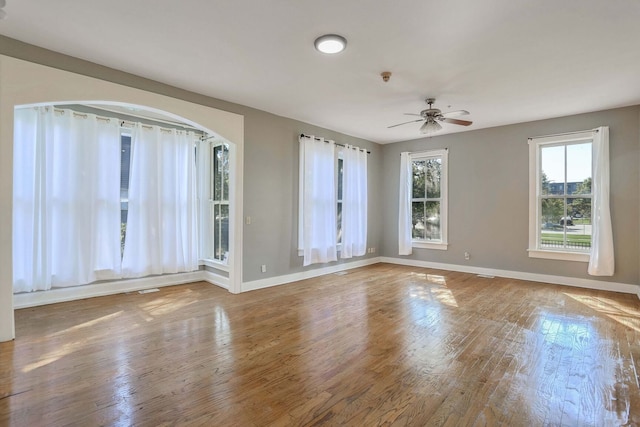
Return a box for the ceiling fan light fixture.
[314,34,347,54]
[420,119,442,134]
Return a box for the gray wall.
[0,36,382,285]
[2,35,637,288]
[381,106,640,285]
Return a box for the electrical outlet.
[464,251,470,260]
[245,216,251,225]
[261,264,267,273]
[372,247,376,253]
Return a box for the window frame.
[209,141,230,266]
[409,149,448,250]
[528,131,594,262]
[119,130,132,257]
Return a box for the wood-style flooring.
[1,263,639,426]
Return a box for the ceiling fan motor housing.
[421,108,442,118]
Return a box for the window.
[337,156,343,245]
[211,143,230,263]
[528,131,594,261]
[120,133,132,255]
[13,105,204,292]
[405,149,448,250]
[297,135,367,265]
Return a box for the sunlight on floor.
[24,311,126,373]
[563,292,640,333]
[48,311,123,338]
[138,290,198,317]
[408,272,458,308]
[23,340,83,373]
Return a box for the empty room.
[1,1,639,425]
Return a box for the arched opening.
[0,56,245,341]
[12,102,234,299]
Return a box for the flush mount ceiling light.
[314,34,347,54]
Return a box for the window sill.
[199,259,230,272]
[412,241,448,250]
[527,249,590,262]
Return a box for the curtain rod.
[300,133,370,154]
[50,107,204,137]
[528,128,599,141]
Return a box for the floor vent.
[334,271,348,276]
[477,274,495,279]
[138,288,160,294]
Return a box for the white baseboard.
[14,256,638,309]
[14,271,207,309]
[202,270,229,290]
[242,257,382,292]
[380,257,640,295]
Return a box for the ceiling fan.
[388,98,472,134]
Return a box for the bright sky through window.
[541,142,592,183]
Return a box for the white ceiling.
[1,0,639,144]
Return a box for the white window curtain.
[588,126,614,276]
[122,125,199,277]
[341,144,367,258]
[13,107,122,292]
[300,135,337,266]
[398,152,413,255]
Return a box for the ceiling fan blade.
[439,117,473,126]
[442,110,469,118]
[387,119,424,129]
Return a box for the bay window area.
[13,105,231,293]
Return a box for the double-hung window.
[400,149,448,252]
[196,137,232,269]
[528,131,594,262]
[298,135,367,265]
[336,156,344,245]
[211,142,230,263]
[119,133,132,255]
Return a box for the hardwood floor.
[1,263,639,426]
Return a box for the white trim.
[528,129,596,260]
[202,270,230,290]
[527,249,589,262]
[412,241,448,250]
[242,257,382,292]
[11,257,639,311]
[408,148,448,247]
[228,133,244,294]
[200,259,230,272]
[14,271,204,309]
[379,256,638,295]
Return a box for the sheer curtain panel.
[13,107,122,292]
[588,126,614,276]
[341,144,367,258]
[398,152,413,255]
[300,135,337,266]
[122,125,198,277]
